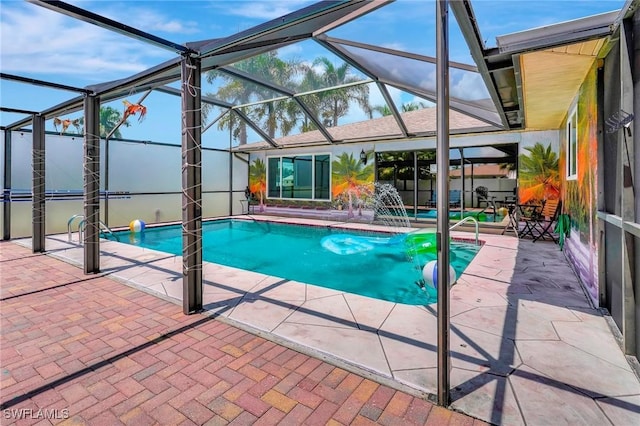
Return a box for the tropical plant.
[214,109,248,145]
[402,101,428,112]
[206,53,373,139]
[376,150,435,185]
[499,162,517,173]
[376,151,414,182]
[372,101,428,117]
[302,57,371,127]
[518,142,560,203]
[206,52,300,144]
[77,106,130,138]
[249,158,267,212]
[100,106,130,138]
[297,64,325,132]
[331,152,374,217]
[372,104,394,117]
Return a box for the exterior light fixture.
[360,149,367,165]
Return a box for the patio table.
[514,203,544,239]
[505,202,542,238]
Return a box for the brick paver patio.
[0,242,484,425]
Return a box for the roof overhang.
[494,11,618,54]
[458,6,621,131]
[519,41,606,129]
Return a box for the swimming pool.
[412,210,505,222]
[115,220,480,305]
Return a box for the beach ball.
[498,207,509,217]
[422,260,457,290]
[129,219,145,233]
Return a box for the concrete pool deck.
[5,215,640,425]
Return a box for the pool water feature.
[117,220,480,305]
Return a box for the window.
[567,105,578,179]
[267,154,330,200]
[267,157,281,198]
[314,155,331,199]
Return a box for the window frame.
[266,153,332,201]
[566,104,578,180]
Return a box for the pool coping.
[16,215,640,425]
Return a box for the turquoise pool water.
[412,210,505,222]
[116,220,480,305]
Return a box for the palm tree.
[498,161,517,179]
[308,57,371,127]
[297,65,326,132]
[518,142,560,203]
[372,104,393,117]
[249,158,267,212]
[77,106,129,138]
[250,54,300,138]
[206,52,300,144]
[331,152,374,218]
[214,108,247,145]
[372,101,427,117]
[100,106,129,138]
[376,150,429,184]
[499,162,516,172]
[401,101,428,112]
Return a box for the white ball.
[422,260,457,290]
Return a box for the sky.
[0,0,627,146]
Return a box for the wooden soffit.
[520,38,605,130]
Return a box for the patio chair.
[449,190,461,208]
[426,190,461,208]
[242,186,257,214]
[427,190,437,208]
[475,186,497,219]
[475,186,495,207]
[509,201,542,238]
[520,199,562,242]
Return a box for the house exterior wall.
[247,145,375,213]
[247,130,558,210]
[559,63,600,306]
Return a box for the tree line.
[205,52,425,145]
[63,52,425,143]
[205,52,371,144]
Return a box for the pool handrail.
[449,216,480,246]
[77,219,118,243]
[67,214,85,242]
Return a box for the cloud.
[217,1,313,20]
[380,42,408,52]
[408,95,435,108]
[413,69,489,103]
[277,43,303,58]
[368,85,403,113]
[0,3,172,82]
[451,72,489,101]
[97,7,200,37]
